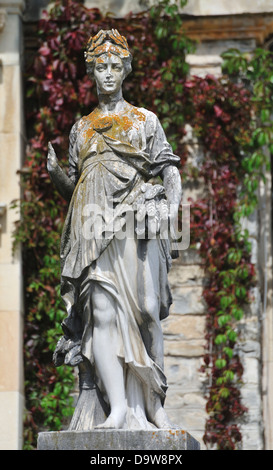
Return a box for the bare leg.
[137,240,176,428]
[92,283,127,429]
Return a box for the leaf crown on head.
[85,29,132,77]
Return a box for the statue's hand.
[47,142,58,171]
[169,202,180,222]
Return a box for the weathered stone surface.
[239,425,263,450]
[170,286,206,315]
[186,54,223,77]
[241,210,259,239]
[165,409,207,439]
[163,314,205,339]
[164,338,205,357]
[240,341,261,359]
[168,265,204,287]
[182,10,273,47]
[0,310,23,392]
[163,314,206,354]
[0,391,24,450]
[177,248,203,266]
[37,429,200,450]
[164,356,204,387]
[0,264,22,312]
[84,0,273,17]
[0,9,6,33]
[165,389,206,410]
[242,357,260,384]
[46,28,183,433]
[181,0,273,16]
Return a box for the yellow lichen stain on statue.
[81,102,146,144]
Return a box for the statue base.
[37,429,200,450]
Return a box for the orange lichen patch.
[95,53,117,63]
[81,103,146,144]
[131,105,146,123]
[168,429,186,437]
[86,44,130,62]
[85,29,131,61]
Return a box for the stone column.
[0,0,25,450]
[261,165,273,450]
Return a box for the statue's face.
[94,53,125,95]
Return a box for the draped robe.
[55,101,180,429]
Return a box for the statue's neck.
[97,89,125,115]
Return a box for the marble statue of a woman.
[47,29,182,431]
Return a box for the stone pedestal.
[37,429,200,451]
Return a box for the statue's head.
[85,29,132,79]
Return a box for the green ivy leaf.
[215,334,227,345]
[215,358,227,369]
[219,388,230,399]
[227,329,237,342]
[223,370,235,382]
[223,347,234,359]
[231,306,244,321]
[218,314,231,327]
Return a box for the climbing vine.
[183,76,255,449]
[15,0,269,450]
[197,47,273,449]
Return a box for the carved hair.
[85,29,132,78]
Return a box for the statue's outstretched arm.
[47,142,75,202]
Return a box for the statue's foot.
[152,406,180,430]
[95,407,126,430]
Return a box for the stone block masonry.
[163,247,207,448]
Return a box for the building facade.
[0,0,273,450]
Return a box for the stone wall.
[163,252,207,446]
